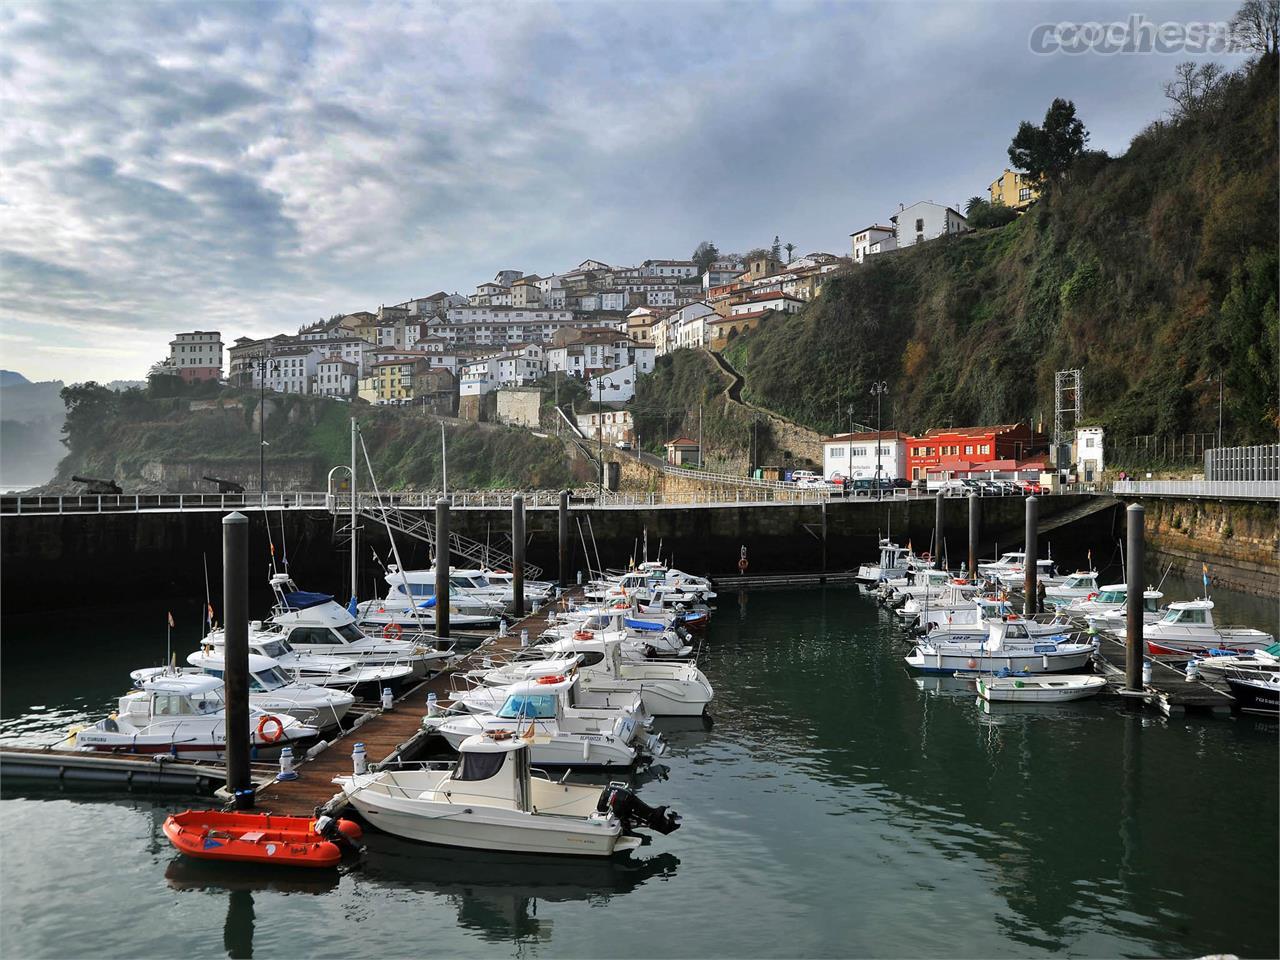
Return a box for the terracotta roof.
[824,431,908,443]
[665,436,699,447]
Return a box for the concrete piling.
[1125,502,1145,691]
[511,493,526,619]
[435,497,450,639]
[221,511,251,806]
[558,489,570,587]
[1023,495,1038,617]
[968,493,980,576]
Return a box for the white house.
[702,259,746,291]
[1075,427,1105,480]
[459,357,499,397]
[641,259,699,279]
[730,292,804,316]
[890,202,969,247]
[315,357,358,397]
[665,302,717,352]
[265,345,322,395]
[167,331,223,382]
[495,344,546,385]
[575,408,633,444]
[599,290,629,312]
[822,431,909,482]
[851,225,898,263]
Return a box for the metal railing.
[1112,479,1280,500]
[0,491,331,515]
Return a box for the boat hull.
[163,812,350,868]
[341,788,631,857]
[1226,676,1280,714]
[905,647,1094,675]
[976,675,1106,703]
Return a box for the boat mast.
[351,416,358,603]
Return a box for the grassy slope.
[723,56,1278,447]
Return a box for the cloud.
[0,0,1247,381]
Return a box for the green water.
[2,589,1277,958]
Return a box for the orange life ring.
[488,729,513,741]
[1086,592,1098,601]
[536,674,566,685]
[1006,613,1021,621]
[738,558,748,572]
[256,715,285,744]
[382,622,403,640]
[573,630,593,641]
[921,551,932,562]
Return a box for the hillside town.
[148,174,1104,491]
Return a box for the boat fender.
[967,659,978,669]
[257,715,285,743]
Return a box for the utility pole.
[698,402,704,469]
[847,403,855,480]
[1217,368,1223,449]
[257,352,279,506]
[870,380,888,500]
[597,376,604,491]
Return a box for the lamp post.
[870,380,888,500]
[257,353,280,505]
[597,375,604,491]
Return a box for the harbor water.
[2,586,1277,958]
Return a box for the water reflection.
[353,833,679,943]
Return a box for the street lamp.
[870,380,888,500]
[257,353,281,505]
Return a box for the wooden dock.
[1091,635,1235,717]
[253,589,582,818]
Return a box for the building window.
[980,444,991,455]
[1019,187,1031,202]
[915,218,924,233]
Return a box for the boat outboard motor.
[598,784,681,835]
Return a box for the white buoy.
[499,619,508,637]
[426,692,439,717]
[577,570,583,585]
[277,745,298,781]
[1185,660,1200,682]
[1142,659,1153,686]
[381,687,394,710]
[352,741,367,775]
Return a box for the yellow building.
[361,359,426,403]
[988,169,1039,211]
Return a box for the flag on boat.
[1202,562,1210,589]
[269,541,275,557]
[167,611,175,628]
[347,596,358,617]
[206,603,214,624]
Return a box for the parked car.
[614,440,633,450]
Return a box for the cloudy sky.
[0,0,1248,383]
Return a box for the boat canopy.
[625,617,664,632]
[280,590,335,611]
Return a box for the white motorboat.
[423,676,665,768]
[132,656,355,730]
[334,732,680,856]
[68,674,316,758]
[1044,571,1100,603]
[202,634,414,692]
[482,569,557,607]
[855,539,912,585]
[1065,584,1164,626]
[905,620,1095,675]
[357,566,510,629]
[896,577,984,619]
[1142,599,1275,658]
[975,673,1106,703]
[979,552,1057,586]
[253,575,452,678]
[539,611,693,659]
[1186,645,1280,681]
[467,638,713,717]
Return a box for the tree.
[744,247,770,264]
[964,196,987,217]
[1163,60,1225,118]
[1231,0,1279,55]
[964,198,1019,230]
[690,241,720,274]
[784,242,796,263]
[770,235,782,262]
[1008,98,1089,186]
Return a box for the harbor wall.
[1129,496,1279,597]
[0,495,1120,614]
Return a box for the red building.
[905,424,1048,482]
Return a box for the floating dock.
[253,589,582,818]
[0,746,278,792]
[1090,635,1235,717]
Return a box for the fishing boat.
[1043,571,1100,603]
[975,673,1106,703]
[465,637,714,717]
[334,732,681,856]
[1224,672,1280,715]
[163,810,362,868]
[904,620,1095,675]
[1142,599,1275,658]
[69,674,316,758]
[854,539,912,585]
[202,633,414,693]
[424,675,664,768]
[133,655,355,730]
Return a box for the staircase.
[1037,495,1119,534]
[335,506,542,579]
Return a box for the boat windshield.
[257,640,290,659]
[1144,597,1160,612]
[497,694,558,720]
[251,667,292,691]
[335,623,366,643]
[1098,590,1125,603]
[395,582,435,597]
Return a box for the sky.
[0,0,1250,384]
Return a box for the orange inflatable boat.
[163,810,362,868]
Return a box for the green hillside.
[722,55,1278,456]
